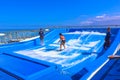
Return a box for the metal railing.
[0,30,43,45]
[0,25,120,45]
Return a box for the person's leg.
[62,40,66,49]
[103,42,107,49]
[107,40,110,47]
[60,41,63,50]
[63,43,66,49]
[40,36,44,45]
[41,39,44,45]
[60,44,62,50]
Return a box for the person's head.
[59,33,62,36]
[40,28,43,31]
[107,27,111,32]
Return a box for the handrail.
[80,29,120,80]
[0,29,50,45]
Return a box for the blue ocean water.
[0,29,39,44]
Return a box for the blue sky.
[0,0,120,29]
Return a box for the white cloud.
[96,14,106,19]
[106,16,120,20]
[80,14,120,25]
[95,15,120,21]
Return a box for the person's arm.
[58,36,61,43]
[108,55,120,59]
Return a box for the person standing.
[103,27,111,50]
[59,33,66,51]
[39,29,44,45]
